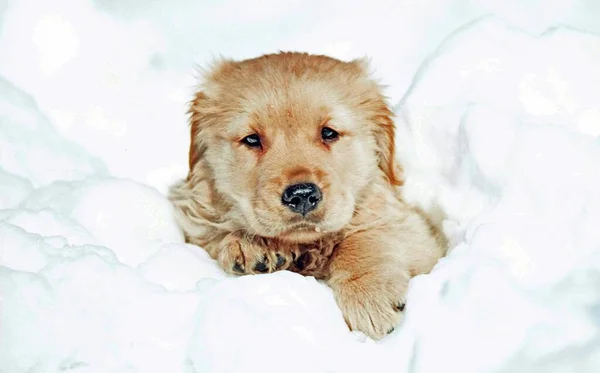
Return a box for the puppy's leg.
[327,228,409,340]
[327,215,444,340]
[217,233,296,275]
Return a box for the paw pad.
[254,256,269,273]
[275,253,286,268]
[232,262,245,273]
[294,251,311,271]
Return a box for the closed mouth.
[281,221,328,236]
[287,222,315,230]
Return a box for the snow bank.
[0,77,107,189]
[395,17,600,372]
[1,1,600,373]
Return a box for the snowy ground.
[1,1,600,372]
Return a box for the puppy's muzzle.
[281,183,322,216]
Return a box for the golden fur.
[169,52,447,339]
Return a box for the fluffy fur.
[169,52,447,339]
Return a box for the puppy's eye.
[241,134,262,148]
[321,127,339,142]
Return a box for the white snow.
[1,1,600,372]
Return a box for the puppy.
[169,52,447,340]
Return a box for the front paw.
[331,272,409,340]
[217,233,293,275]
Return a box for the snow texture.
[1,1,600,372]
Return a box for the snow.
[1,1,600,372]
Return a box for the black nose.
[281,183,322,215]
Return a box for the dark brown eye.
[241,134,261,148]
[321,127,339,142]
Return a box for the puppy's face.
[188,53,401,242]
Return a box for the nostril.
[290,196,302,207]
[308,195,319,205]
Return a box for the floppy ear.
[187,58,238,177]
[350,57,403,186]
[372,104,403,186]
[187,91,208,174]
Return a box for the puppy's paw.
[218,233,293,275]
[332,272,409,340]
[289,249,331,278]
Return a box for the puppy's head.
[187,52,401,242]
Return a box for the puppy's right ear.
[187,58,238,177]
[187,90,208,174]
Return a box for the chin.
[275,215,351,243]
[277,225,328,243]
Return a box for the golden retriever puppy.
[169,52,447,340]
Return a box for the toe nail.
[233,262,244,273]
[387,328,395,334]
[254,257,269,273]
[275,253,286,268]
[396,303,405,312]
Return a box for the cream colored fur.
[169,52,447,340]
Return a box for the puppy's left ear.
[351,57,403,186]
[372,105,403,186]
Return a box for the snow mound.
[1,6,600,373]
[0,77,107,189]
[395,17,600,373]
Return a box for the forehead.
[221,80,365,136]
